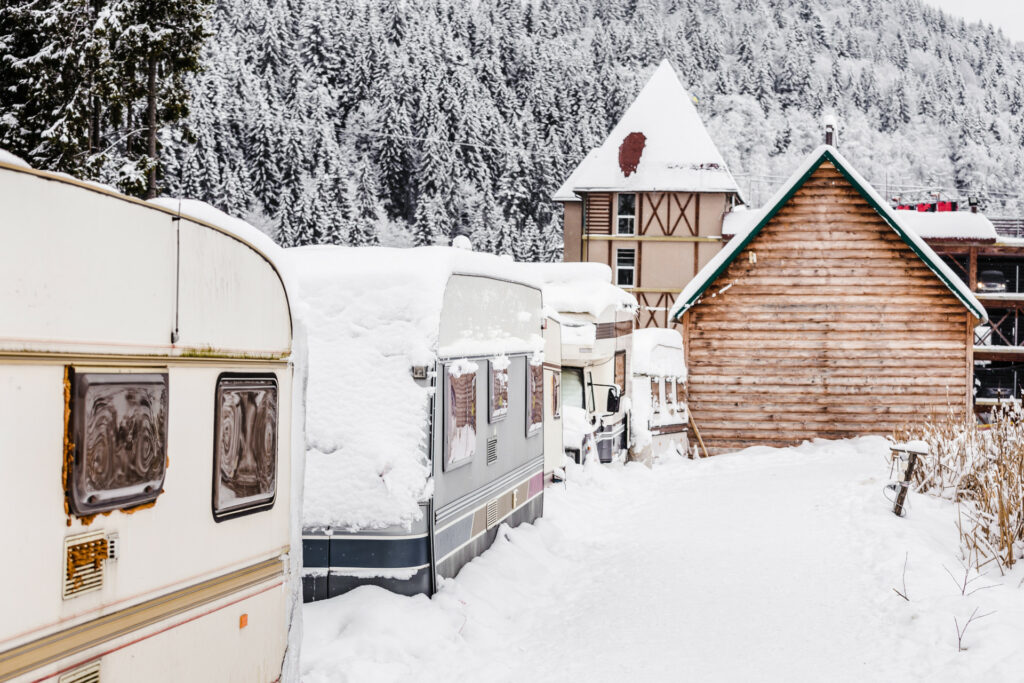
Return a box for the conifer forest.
[3,0,1024,255]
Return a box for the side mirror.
[606,386,621,413]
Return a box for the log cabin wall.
[684,162,973,454]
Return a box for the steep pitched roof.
[553,59,740,201]
[669,146,987,323]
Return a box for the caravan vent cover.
[58,660,101,683]
[485,499,499,529]
[486,437,498,465]
[63,531,108,600]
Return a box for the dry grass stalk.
[894,404,1024,573]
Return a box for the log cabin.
[554,59,742,329]
[670,146,987,454]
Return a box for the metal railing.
[990,218,1024,239]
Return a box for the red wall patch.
[618,132,646,177]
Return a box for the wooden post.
[891,444,925,517]
[688,410,710,458]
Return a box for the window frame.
[444,363,478,472]
[616,248,636,288]
[526,361,544,436]
[67,370,169,517]
[211,372,280,522]
[488,359,509,423]
[616,193,636,235]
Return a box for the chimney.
[969,196,979,214]
[823,114,838,147]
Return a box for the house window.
[446,363,478,470]
[527,362,544,435]
[616,249,635,287]
[213,375,279,520]
[68,372,169,516]
[489,359,509,423]
[617,193,636,235]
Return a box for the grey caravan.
[283,246,546,600]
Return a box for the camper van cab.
[0,161,295,682]
[524,264,637,465]
[287,247,547,601]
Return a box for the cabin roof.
[669,146,988,323]
[553,59,740,202]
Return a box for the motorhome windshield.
[562,367,586,409]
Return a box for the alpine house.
[670,146,987,454]
[554,59,742,328]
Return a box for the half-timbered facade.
[555,60,741,329]
[670,147,987,454]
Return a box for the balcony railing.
[990,218,1024,239]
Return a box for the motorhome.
[629,329,689,464]
[0,159,296,682]
[284,246,547,601]
[524,264,637,464]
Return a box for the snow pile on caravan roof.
[280,246,540,531]
[631,329,686,380]
[520,262,637,319]
[0,148,30,168]
[149,197,283,259]
[553,59,739,201]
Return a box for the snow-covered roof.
[149,196,284,262]
[280,246,543,530]
[892,211,997,241]
[0,148,30,169]
[553,59,739,201]
[631,328,686,380]
[518,262,638,319]
[670,146,987,323]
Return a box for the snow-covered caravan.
[629,329,689,463]
[542,316,564,480]
[0,161,295,682]
[524,264,637,464]
[284,247,546,601]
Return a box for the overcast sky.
[924,0,1024,43]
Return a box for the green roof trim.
[671,147,987,322]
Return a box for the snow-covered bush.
[894,405,1024,573]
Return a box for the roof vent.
[63,531,108,600]
[58,660,101,683]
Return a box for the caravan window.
[650,377,661,413]
[68,372,168,516]
[527,362,544,435]
[675,379,686,407]
[446,364,477,470]
[489,360,509,423]
[213,375,278,520]
[552,372,561,419]
[562,367,585,410]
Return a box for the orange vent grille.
[64,532,108,599]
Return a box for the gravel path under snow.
[302,437,1024,682]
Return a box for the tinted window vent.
[486,437,498,465]
[58,660,101,683]
[63,532,108,600]
[485,500,499,529]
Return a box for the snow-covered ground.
[301,438,1024,682]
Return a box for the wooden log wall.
[685,162,972,454]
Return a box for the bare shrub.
[894,404,1024,574]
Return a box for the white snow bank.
[894,211,997,240]
[302,436,1024,681]
[561,405,595,453]
[519,262,637,319]
[631,328,686,380]
[280,246,541,530]
[0,148,30,168]
[553,59,738,200]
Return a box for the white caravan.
[523,264,637,464]
[282,246,547,600]
[0,159,296,682]
[629,329,689,463]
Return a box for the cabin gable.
[684,161,973,453]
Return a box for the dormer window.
[616,194,636,235]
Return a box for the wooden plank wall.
[686,162,971,453]
[585,193,612,234]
